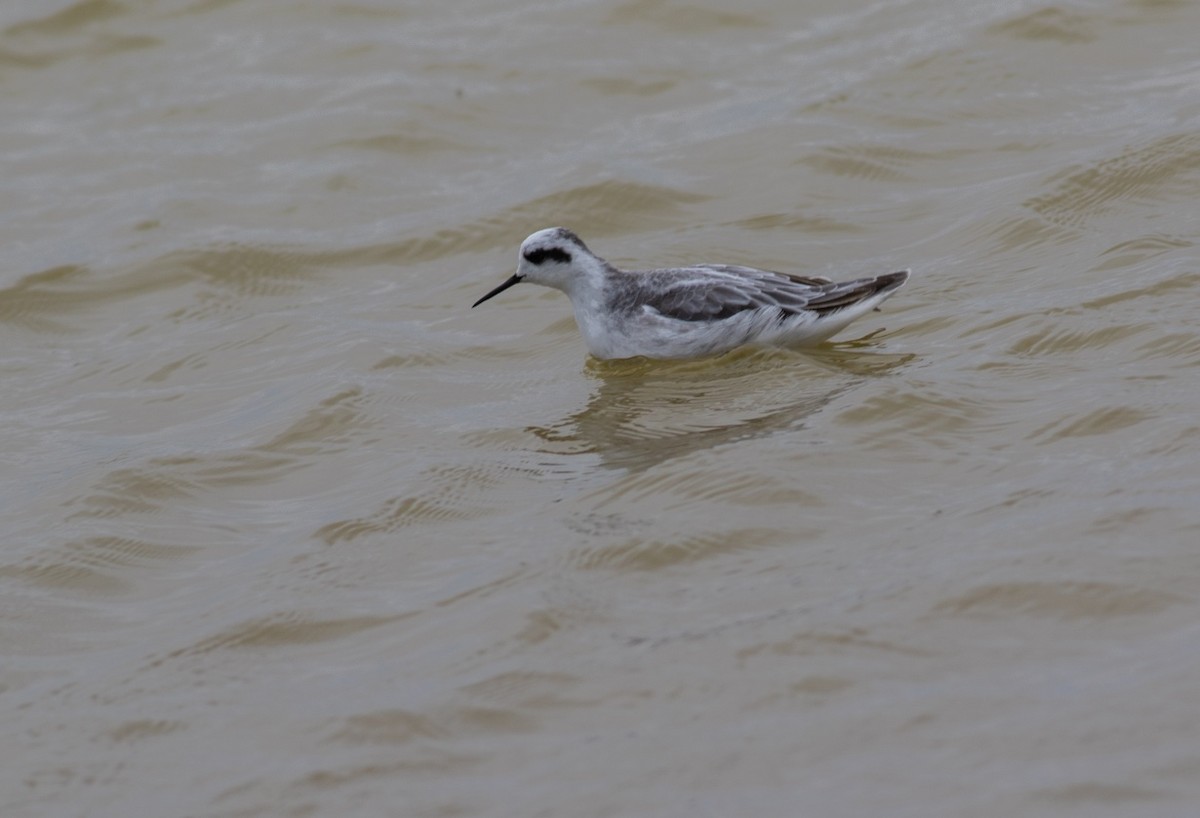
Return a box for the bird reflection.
[526,342,915,472]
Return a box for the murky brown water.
[3,0,1200,815]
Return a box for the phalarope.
[473,227,909,360]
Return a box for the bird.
[472,227,909,360]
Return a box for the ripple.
[259,387,374,455]
[370,341,530,371]
[324,675,578,755]
[67,468,198,519]
[730,212,864,234]
[736,627,932,660]
[0,264,151,333]
[1006,323,1153,356]
[571,526,797,571]
[322,180,711,271]
[984,214,1079,254]
[0,536,199,597]
[143,352,206,383]
[5,0,127,38]
[165,611,404,654]
[835,388,997,446]
[1079,270,1200,310]
[582,464,822,512]
[1034,782,1167,805]
[0,45,56,68]
[933,581,1181,619]
[315,463,506,544]
[1025,132,1200,229]
[1086,506,1181,535]
[457,670,583,707]
[987,7,1099,43]
[105,719,186,744]
[1134,333,1200,367]
[1093,233,1194,271]
[0,246,322,333]
[159,245,321,300]
[583,75,677,97]
[332,132,470,154]
[290,754,480,792]
[148,451,301,488]
[328,709,446,745]
[800,145,925,183]
[317,496,478,544]
[1028,406,1151,442]
[1,1,159,67]
[604,0,766,31]
[1144,425,1200,458]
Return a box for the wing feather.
[607,265,906,324]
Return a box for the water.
[3,1,1200,816]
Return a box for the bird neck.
[562,255,611,300]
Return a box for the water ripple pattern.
[2,0,1200,816]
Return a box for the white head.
[472,227,597,307]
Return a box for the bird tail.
[806,270,910,316]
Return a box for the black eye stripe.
[523,247,572,265]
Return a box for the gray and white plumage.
[472,227,909,360]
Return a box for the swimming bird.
[472,227,909,360]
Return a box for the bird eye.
[523,247,571,265]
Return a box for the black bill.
[471,274,523,308]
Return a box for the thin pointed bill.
[472,273,523,308]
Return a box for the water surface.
[3,0,1200,816]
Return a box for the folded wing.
[633,265,906,323]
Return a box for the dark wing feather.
[647,280,755,321]
[799,271,909,314]
[612,266,906,323]
[614,268,762,322]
